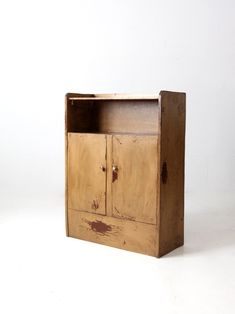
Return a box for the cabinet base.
[68,209,159,257]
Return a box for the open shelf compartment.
[66,96,160,135]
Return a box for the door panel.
[67,133,107,215]
[111,135,158,224]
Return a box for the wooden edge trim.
[65,95,69,236]
[66,93,159,101]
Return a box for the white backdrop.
[0,1,234,314]
[1,0,235,205]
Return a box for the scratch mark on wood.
[91,200,99,210]
[115,137,122,145]
[114,207,135,221]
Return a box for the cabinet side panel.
[158,91,186,257]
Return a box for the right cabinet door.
[111,135,159,224]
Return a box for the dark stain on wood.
[91,200,99,210]
[88,220,112,234]
[161,161,168,184]
[112,170,118,183]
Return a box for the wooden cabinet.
[65,91,186,257]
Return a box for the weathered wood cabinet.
[65,91,186,257]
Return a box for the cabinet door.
[111,135,158,224]
[67,133,107,215]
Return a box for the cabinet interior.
[66,99,160,135]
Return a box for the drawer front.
[68,209,158,256]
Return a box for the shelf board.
[67,131,159,136]
[68,93,159,101]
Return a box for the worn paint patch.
[161,161,168,184]
[88,220,112,234]
[112,170,118,183]
[91,200,99,210]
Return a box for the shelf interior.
[66,99,160,135]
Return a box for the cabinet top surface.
[67,93,159,101]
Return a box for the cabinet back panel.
[67,100,159,134]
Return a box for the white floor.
[0,194,234,314]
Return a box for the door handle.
[100,165,106,172]
[112,165,118,172]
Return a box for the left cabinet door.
[67,133,107,215]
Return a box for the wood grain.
[92,100,159,135]
[68,209,158,256]
[68,93,159,100]
[65,95,69,235]
[158,91,186,257]
[67,133,107,215]
[106,135,113,217]
[111,135,159,224]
